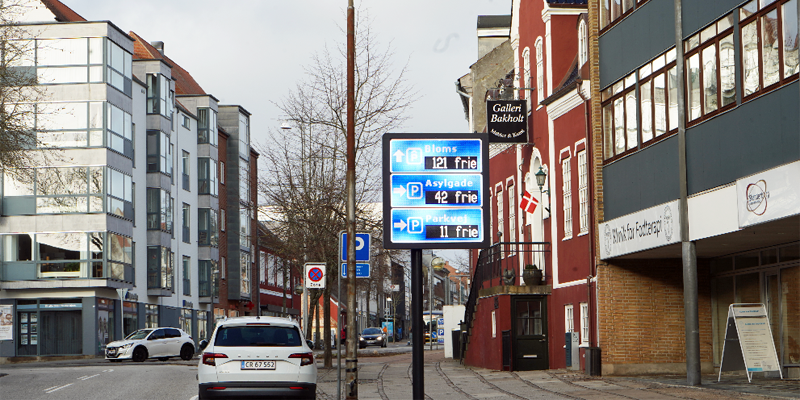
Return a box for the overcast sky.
[63,0,511,138]
[63,0,510,267]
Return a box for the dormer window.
[578,19,588,66]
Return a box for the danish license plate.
[241,360,276,370]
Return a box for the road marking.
[102,369,114,372]
[79,374,100,381]
[45,383,73,394]
[77,375,89,380]
[189,396,198,400]
[44,386,60,391]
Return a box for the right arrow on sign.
[393,220,407,231]
[393,186,406,196]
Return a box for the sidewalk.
[315,351,800,400]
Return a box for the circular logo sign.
[746,180,769,216]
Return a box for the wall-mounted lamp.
[534,166,551,214]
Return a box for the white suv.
[197,316,317,400]
[105,327,195,362]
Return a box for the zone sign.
[305,263,326,289]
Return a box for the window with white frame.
[522,47,531,100]
[565,304,574,333]
[507,182,516,244]
[579,19,588,66]
[536,39,544,104]
[577,150,588,234]
[562,157,572,238]
[496,187,504,245]
[580,302,589,345]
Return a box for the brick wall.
[598,258,714,374]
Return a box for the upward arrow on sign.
[394,150,404,162]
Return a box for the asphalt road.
[0,362,199,400]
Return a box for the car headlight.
[119,343,133,349]
[359,337,365,341]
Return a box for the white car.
[197,316,317,400]
[105,327,195,362]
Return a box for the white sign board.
[600,200,680,259]
[0,305,12,340]
[718,303,783,382]
[305,263,326,289]
[736,161,800,228]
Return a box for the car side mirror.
[306,339,314,350]
[198,339,208,351]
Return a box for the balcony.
[1,261,133,289]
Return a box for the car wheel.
[180,344,194,361]
[132,346,148,362]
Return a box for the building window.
[578,19,588,66]
[181,114,190,129]
[147,246,173,291]
[562,157,572,239]
[145,304,158,328]
[183,256,191,296]
[198,158,218,196]
[637,49,678,146]
[507,182,516,245]
[182,203,190,244]
[220,209,226,231]
[198,208,219,247]
[146,74,171,117]
[521,47,531,100]
[266,253,274,285]
[198,260,217,298]
[219,161,225,185]
[740,0,799,100]
[600,0,649,31]
[197,108,218,146]
[565,304,574,333]
[146,130,171,175]
[685,13,737,123]
[241,251,251,298]
[496,186,504,245]
[220,256,226,280]
[517,300,544,336]
[106,102,133,158]
[240,206,251,249]
[182,151,190,191]
[580,302,589,346]
[577,150,589,235]
[601,73,638,161]
[535,38,544,104]
[146,188,173,233]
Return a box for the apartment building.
[0,0,258,359]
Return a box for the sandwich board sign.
[718,303,783,382]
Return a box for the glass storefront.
[711,242,800,368]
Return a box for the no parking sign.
[305,263,326,289]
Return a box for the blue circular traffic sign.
[308,267,323,282]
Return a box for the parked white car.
[105,327,195,362]
[197,316,317,400]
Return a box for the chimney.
[151,41,164,55]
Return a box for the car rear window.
[214,325,302,347]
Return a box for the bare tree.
[258,10,415,368]
[0,2,50,182]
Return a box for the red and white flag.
[519,191,539,213]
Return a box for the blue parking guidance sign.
[340,263,370,279]
[383,133,489,250]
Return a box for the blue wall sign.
[383,133,489,249]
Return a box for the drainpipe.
[575,80,596,347]
[674,0,701,386]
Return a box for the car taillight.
[202,352,228,366]
[289,352,314,366]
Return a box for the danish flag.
[520,191,539,213]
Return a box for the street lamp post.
[535,166,550,274]
[430,257,445,350]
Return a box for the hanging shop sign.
[718,303,783,382]
[599,200,680,260]
[383,133,489,249]
[736,160,800,228]
[486,100,527,143]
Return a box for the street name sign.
[383,133,489,249]
[305,263,326,289]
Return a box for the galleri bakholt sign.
[487,100,527,143]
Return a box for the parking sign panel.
[383,133,489,249]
